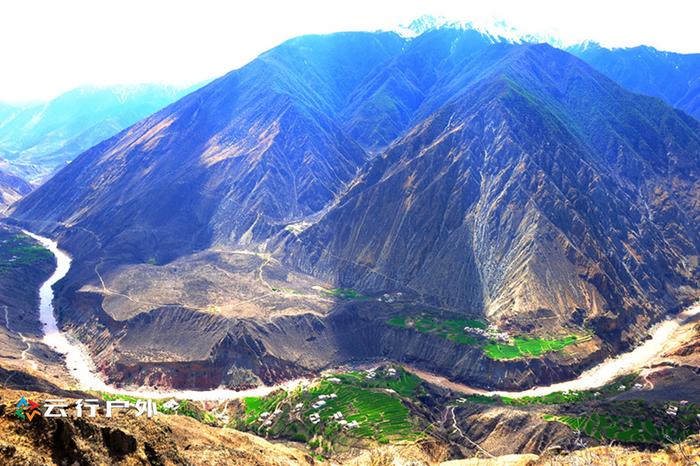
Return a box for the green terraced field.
[458,374,637,406]
[305,381,416,442]
[543,407,700,445]
[327,370,423,398]
[483,334,590,360]
[242,390,288,424]
[501,374,637,405]
[388,312,587,360]
[233,367,425,456]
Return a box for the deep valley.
[0,16,699,466]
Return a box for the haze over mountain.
[0,165,31,211]
[0,83,200,183]
[7,27,700,394]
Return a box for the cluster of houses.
[312,392,337,409]
[379,292,403,303]
[330,410,358,429]
[258,408,283,426]
[664,400,697,417]
[306,393,360,430]
[308,409,359,429]
[665,400,691,417]
[463,323,511,343]
[365,366,398,380]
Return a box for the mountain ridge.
[6,29,700,392]
[567,42,700,120]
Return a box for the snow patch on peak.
[392,15,565,48]
[396,15,450,37]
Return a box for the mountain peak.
[395,15,450,37]
[393,15,563,48]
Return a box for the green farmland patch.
[0,233,53,274]
[232,366,425,457]
[388,311,588,361]
[543,403,700,445]
[322,287,371,300]
[387,313,486,347]
[457,374,638,407]
[482,334,589,360]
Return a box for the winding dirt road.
[2,304,38,371]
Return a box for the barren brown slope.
[0,168,31,212]
[9,32,405,263]
[0,388,313,466]
[284,44,700,345]
[5,32,700,392]
[440,438,700,466]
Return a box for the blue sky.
[1,0,699,102]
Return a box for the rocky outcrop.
[0,388,314,466]
[448,404,585,457]
[0,169,31,212]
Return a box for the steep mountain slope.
[569,42,700,120]
[0,167,31,211]
[7,30,700,391]
[0,84,199,182]
[285,43,700,339]
[11,32,404,262]
[341,28,494,150]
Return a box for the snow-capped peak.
[393,15,564,48]
[395,15,450,37]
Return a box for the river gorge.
[25,230,700,401]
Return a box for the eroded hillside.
[7,28,700,394]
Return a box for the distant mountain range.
[10,26,700,394]
[569,42,700,120]
[0,21,696,193]
[0,83,201,182]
